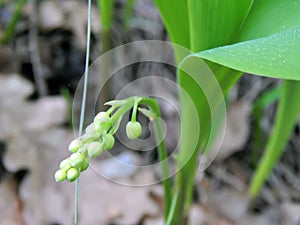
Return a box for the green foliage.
[250,80,300,197]
[187,0,254,51]
[153,0,190,51]
[98,0,113,32]
[154,0,300,223]
[0,0,27,44]
[196,28,300,80]
[239,0,300,40]
[55,0,300,223]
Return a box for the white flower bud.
[68,139,83,153]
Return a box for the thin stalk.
[140,98,172,220]
[110,98,135,123]
[103,96,171,219]
[74,0,92,224]
[165,190,179,225]
[28,0,48,96]
[131,99,139,122]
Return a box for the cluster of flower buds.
[55,98,144,182]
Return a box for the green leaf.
[188,0,254,51]
[239,0,300,41]
[153,0,193,63]
[153,0,190,49]
[166,190,179,225]
[183,0,300,199]
[98,0,113,32]
[104,99,127,106]
[196,28,300,80]
[153,0,300,222]
[168,1,252,223]
[172,55,228,225]
[186,0,254,93]
[249,80,300,197]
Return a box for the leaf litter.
[0,74,159,225]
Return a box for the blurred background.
[0,0,299,225]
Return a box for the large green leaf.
[196,28,300,81]
[153,0,190,49]
[171,1,254,224]
[187,0,254,93]
[187,0,300,199]
[188,0,254,51]
[235,0,300,198]
[239,0,300,41]
[153,0,300,222]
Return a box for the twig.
[28,0,48,96]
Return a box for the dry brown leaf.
[189,205,206,225]
[5,128,159,225]
[78,170,158,224]
[60,1,100,50]
[212,189,250,222]
[0,47,13,73]
[4,128,75,225]
[36,1,100,50]
[216,101,251,161]
[144,217,164,225]
[38,1,64,31]
[0,177,24,225]
[1,74,159,224]
[0,74,33,107]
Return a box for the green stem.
[91,96,172,220]
[98,0,113,33]
[110,97,135,123]
[140,98,172,221]
[131,99,139,122]
[165,190,179,225]
[75,0,92,223]
[171,67,242,225]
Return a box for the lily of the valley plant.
[56,1,300,225]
